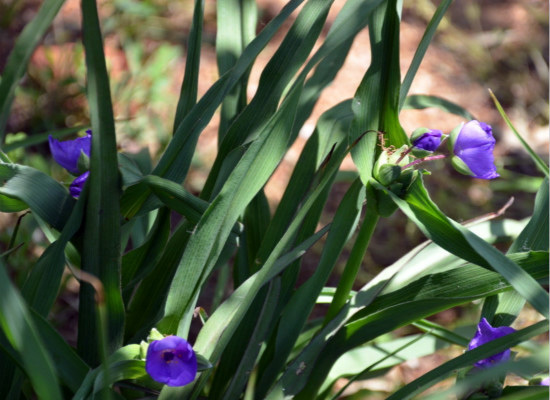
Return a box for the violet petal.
[468,318,515,368]
[49,132,92,175]
[453,120,499,179]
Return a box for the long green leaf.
[0,0,66,142]
[398,0,453,108]
[157,79,305,336]
[79,0,124,364]
[119,0,305,218]
[424,353,548,400]
[0,163,74,231]
[216,0,257,141]
[402,94,474,119]
[255,100,352,269]
[489,89,549,177]
[269,251,547,398]
[374,177,549,318]
[350,0,407,184]
[31,311,89,392]
[121,207,171,301]
[386,320,548,400]
[2,125,90,153]
[153,0,305,185]
[256,178,365,395]
[124,221,191,343]
[201,0,335,199]
[173,0,204,130]
[21,184,86,316]
[0,260,62,398]
[482,177,549,327]
[164,114,361,399]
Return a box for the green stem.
[323,196,379,325]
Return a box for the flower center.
[163,351,175,362]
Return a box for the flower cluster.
[468,318,515,368]
[49,131,91,197]
[374,119,499,186]
[409,120,499,180]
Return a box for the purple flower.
[48,131,91,175]
[411,128,443,152]
[49,130,92,198]
[145,335,197,387]
[452,120,499,179]
[540,377,550,386]
[69,171,90,198]
[468,318,515,368]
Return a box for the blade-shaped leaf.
[0,260,62,398]
[350,0,407,184]
[402,94,474,119]
[398,0,453,108]
[374,177,549,318]
[0,162,74,231]
[489,89,549,178]
[79,0,124,364]
[173,0,204,130]
[386,321,548,400]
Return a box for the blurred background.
[0,0,548,397]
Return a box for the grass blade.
[2,125,90,153]
[285,251,547,398]
[79,0,124,364]
[482,177,549,327]
[386,320,548,400]
[373,177,549,318]
[0,260,62,398]
[489,89,549,177]
[398,0,453,108]
[173,0,204,130]
[201,0,334,199]
[350,0,407,184]
[0,163,74,231]
[402,94,474,119]
[216,0,257,141]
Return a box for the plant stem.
[402,154,446,170]
[323,195,379,325]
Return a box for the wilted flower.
[49,131,91,197]
[411,128,443,154]
[145,335,197,387]
[468,318,515,368]
[451,120,499,179]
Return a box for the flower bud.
[410,128,443,157]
